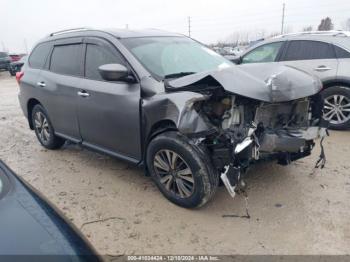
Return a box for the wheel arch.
[322,79,350,89]
[142,119,178,172]
[27,98,42,130]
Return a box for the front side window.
[121,37,232,79]
[85,44,124,81]
[50,44,83,76]
[28,42,51,69]
[283,40,335,61]
[241,42,283,64]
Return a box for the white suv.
[231,31,350,130]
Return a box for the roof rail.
[49,27,92,37]
[274,30,350,38]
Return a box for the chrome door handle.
[77,91,90,97]
[314,66,332,72]
[36,81,46,87]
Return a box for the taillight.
[16,71,24,84]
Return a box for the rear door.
[280,40,338,82]
[38,38,84,142]
[78,37,141,161]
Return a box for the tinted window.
[50,44,82,76]
[85,44,124,81]
[283,41,335,61]
[29,43,51,69]
[242,42,283,64]
[334,45,350,58]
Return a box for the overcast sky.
[1,0,350,53]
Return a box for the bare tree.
[303,25,313,32]
[318,17,334,31]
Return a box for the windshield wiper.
[163,72,196,79]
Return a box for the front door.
[77,37,141,161]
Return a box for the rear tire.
[321,86,350,130]
[31,104,65,149]
[146,131,219,208]
[9,69,16,76]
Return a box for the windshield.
[121,37,232,79]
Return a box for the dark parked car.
[18,28,327,208]
[0,51,11,71]
[229,31,350,130]
[0,160,101,261]
[9,55,27,76]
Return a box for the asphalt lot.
[0,71,350,255]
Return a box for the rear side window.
[334,45,350,58]
[283,40,335,61]
[50,44,83,76]
[29,43,51,69]
[85,44,124,81]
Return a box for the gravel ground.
[0,72,350,256]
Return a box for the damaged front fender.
[142,91,213,140]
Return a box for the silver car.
[230,31,350,130]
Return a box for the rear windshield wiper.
[163,72,196,79]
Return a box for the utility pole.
[24,39,28,54]
[281,3,285,34]
[188,16,191,37]
[125,24,129,29]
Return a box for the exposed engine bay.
[174,89,328,198]
[142,64,329,199]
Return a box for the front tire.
[31,104,65,149]
[322,86,350,130]
[146,131,219,208]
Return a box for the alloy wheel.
[153,149,195,198]
[34,111,51,143]
[323,94,350,125]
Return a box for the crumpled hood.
[166,64,322,102]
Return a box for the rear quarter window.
[28,42,51,69]
[334,45,350,58]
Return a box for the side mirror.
[98,64,130,81]
[229,56,242,65]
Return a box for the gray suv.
[230,31,350,130]
[18,28,327,208]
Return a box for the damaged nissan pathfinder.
[18,28,328,208]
